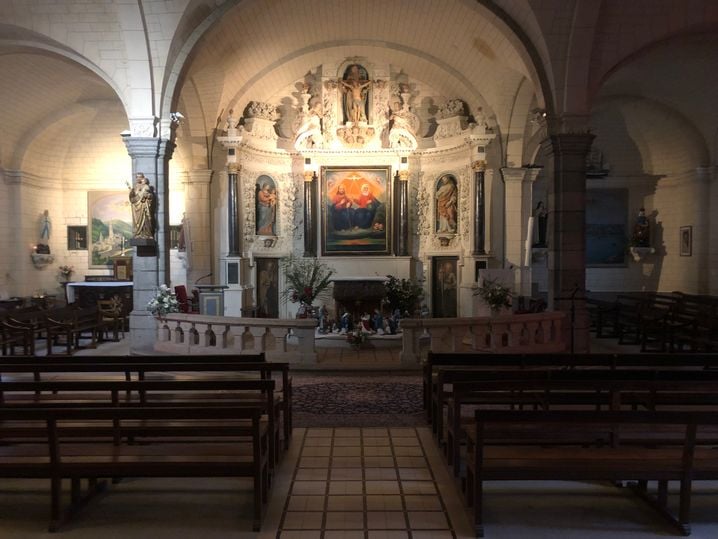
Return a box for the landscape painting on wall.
[586,189,628,266]
[88,191,132,268]
[321,166,391,255]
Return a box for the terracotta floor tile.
[328,480,364,495]
[325,511,365,529]
[323,532,365,539]
[363,437,391,447]
[286,495,326,511]
[365,494,404,511]
[332,456,363,468]
[332,446,362,457]
[365,480,401,495]
[400,481,437,495]
[298,456,330,468]
[326,495,364,511]
[279,531,323,539]
[392,446,423,456]
[334,437,362,447]
[294,468,328,481]
[366,511,407,529]
[302,446,332,457]
[364,467,398,480]
[292,481,327,496]
[363,456,395,467]
[334,428,361,437]
[282,511,324,530]
[363,445,393,456]
[403,495,443,511]
[407,510,449,529]
[330,468,363,480]
[367,531,409,539]
[397,468,432,481]
[306,428,333,437]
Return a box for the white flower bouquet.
[146,284,180,318]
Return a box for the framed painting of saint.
[321,166,392,256]
[255,175,277,236]
[435,174,458,234]
[432,256,458,318]
[255,257,279,318]
[88,191,132,268]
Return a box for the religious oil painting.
[586,189,628,267]
[432,256,458,318]
[88,191,132,268]
[322,166,391,255]
[255,175,277,236]
[435,174,458,234]
[255,258,279,318]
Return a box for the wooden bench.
[46,306,100,355]
[424,352,718,435]
[465,409,718,537]
[0,364,292,464]
[447,372,718,476]
[0,404,269,532]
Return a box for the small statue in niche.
[225,109,237,132]
[533,201,548,247]
[339,64,372,125]
[255,176,277,236]
[435,174,458,234]
[631,207,650,247]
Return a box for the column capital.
[500,167,538,184]
[228,162,240,174]
[471,160,486,172]
[122,135,176,160]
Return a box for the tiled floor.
[274,427,462,538]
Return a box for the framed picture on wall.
[586,189,628,267]
[431,256,458,318]
[321,166,392,255]
[88,191,132,268]
[255,257,279,318]
[680,226,692,257]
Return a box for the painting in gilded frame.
[88,191,132,268]
[321,166,391,255]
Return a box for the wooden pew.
[46,306,100,355]
[447,371,718,475]
[0,404,269,532]
[465,409,718,537]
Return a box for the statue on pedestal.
[128,172,156,240]
[631,207,650,247]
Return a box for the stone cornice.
[1,168,63,189]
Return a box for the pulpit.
[195,284,228,316]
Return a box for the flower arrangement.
[281,256,335,307]
[146,284,180,318]
[384,275,424,316]
[346,326,369,349]
[475,278,512,314]
[58,265,74,280]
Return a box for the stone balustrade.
[399,311,566,366]
[154,311,565,366]
[155,313,318,362]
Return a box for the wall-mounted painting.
[255,257,279,318]
[255,175,277,236]
[432,256,458,318]
[586,189,628,266]
[680,226,692,257]
[88,191,132,268]
[321,166,391,255]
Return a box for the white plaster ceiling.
[0,48,121,172]
[595,33,718,165]
[177,0,538,133]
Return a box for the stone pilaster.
[472,161,486,255]
[183,169,213,285]
[122,135,175,354]
[303,170,317,257]
[542,132,594,354]
[227,165,241,257]
[395,169,409,256]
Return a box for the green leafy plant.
[281,256,335,306]
[384,275,424,316]
[475,277,512,314]
[346,326,370,349]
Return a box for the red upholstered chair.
[174,285,190,313]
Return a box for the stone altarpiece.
[214,58,505,319]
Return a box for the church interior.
[1,0,718,537]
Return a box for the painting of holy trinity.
[321,166,392,255]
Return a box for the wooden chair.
[97,298,127,341]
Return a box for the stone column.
[122,135,175,354]
[183,169,213,285]
[303,169,317,257]
[395,169,409,256]
[227,163,241,257]
[472,160,486,255]
[501,167,539,295]
[542,133,595,354]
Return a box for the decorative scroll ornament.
[130,118,156,137]
[293,100,324,150]
[245,101,279,121]
[438,99,466,119]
